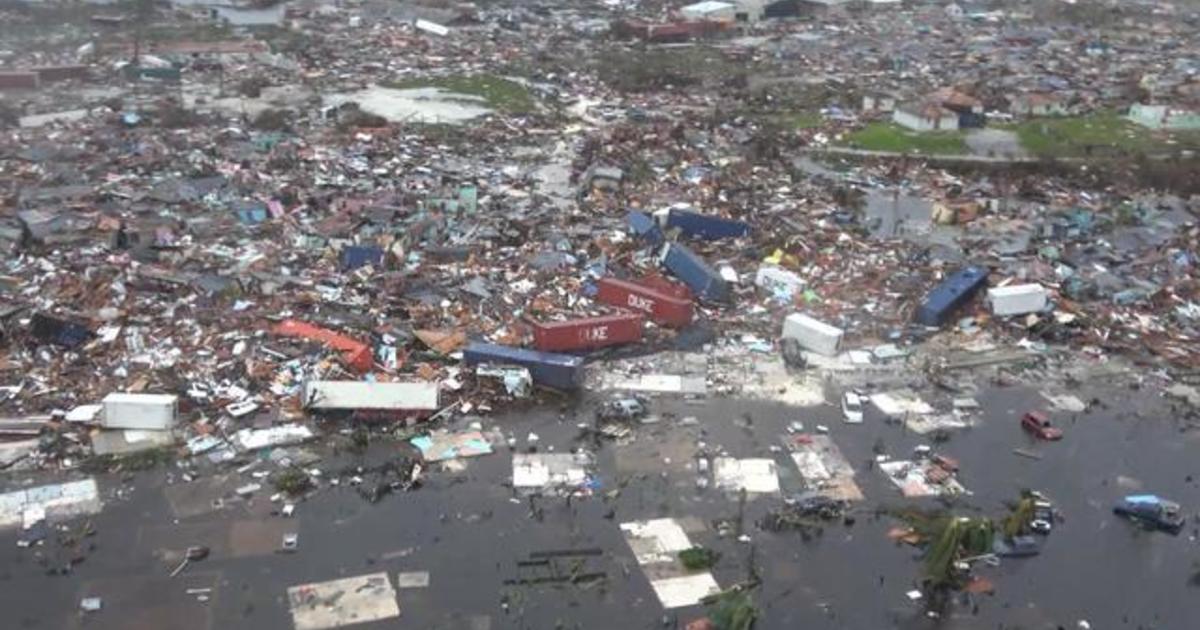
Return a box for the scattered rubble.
[2,0,1199,627]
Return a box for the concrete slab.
[713,457,780,494]
[286,572,399,630]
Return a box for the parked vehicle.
[597,397,646,422]
[1030,497,1055,534]
[993,535,1040,557]
[841,392,864,423]
[1021,410,1063,440]
[1113,495,1185,534]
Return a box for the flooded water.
[792,157,958,249]
[864,191,932,239]
[324,86,494,125]
[2,378,1197,629]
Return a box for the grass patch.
[707,590,757,630]
[81,447,175,473]
[678,546,720,570]
[787,111,824,130]
[840,122,967,154]
[1010,110,1200,158]
[596,47,749,93]
[272,466,314,496]
[381,75,536,114]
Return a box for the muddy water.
[324,87,494,125]
[1,382,1197,629]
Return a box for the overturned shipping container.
[102,393,178,430]
[987,284,1048,317]
[781,313,844,357]
[915,266,988,326]
[463,342,584,390]
[595,277,694,328]
[659,243,730,303]
[531,312,644,352]
[303,380,439,421]
[665,209,751,241]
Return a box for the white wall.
[894,109,955,131]
[893,109,935,131]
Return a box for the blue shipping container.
[915,266,988,326]
[463,342,584,390]
[627,210,664,246]
[340,245,385,271]
[659,243,730,303]
[666,209,751,241]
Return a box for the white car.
[842,392,864,424]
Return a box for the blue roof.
[1124,494,1163,505]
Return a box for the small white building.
[731,0,768,21]
[893,103,959,131]
[1009,92,1069,117]
[680,0,737,21]
[102,393,178,431]
[988,284,1049,317]
[1128,104,1200,131]
[944,2,964,19]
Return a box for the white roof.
[681,0,735,12]
[988,283,1046,298]
[303,381,439,411]
[102,393,178,405]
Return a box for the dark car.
[1021,410,1063,440]
[1113,495,1185,534]
[993,535,1040,557]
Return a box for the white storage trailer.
[780,313,844,357]
[101,393,178,430]
[987,284,1048,317]
[303,381,439,413]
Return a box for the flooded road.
[2,378,1197,629]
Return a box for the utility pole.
[132,0,154,66]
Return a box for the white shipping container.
[101,393,178,430]
[781,313,844,357]
[988,284,1048,317]
[303,381,439,412]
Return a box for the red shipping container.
[595,277,694,329]
[531,312,644,352]
[32,65,90,83]
[272,319,374,374]
[635,273,693,300]
[0,72,40,90]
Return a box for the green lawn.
[787,111,823,130]
[1008,111,1200,158]
[839,122,967,154]
[382,75,536,114]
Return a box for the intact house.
[680,1,737,22]
[892,103,959,131]
[1128,103,1200,131]
[1008,92,1070,117]
[892,88,984,131]
[681,0,767,22]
